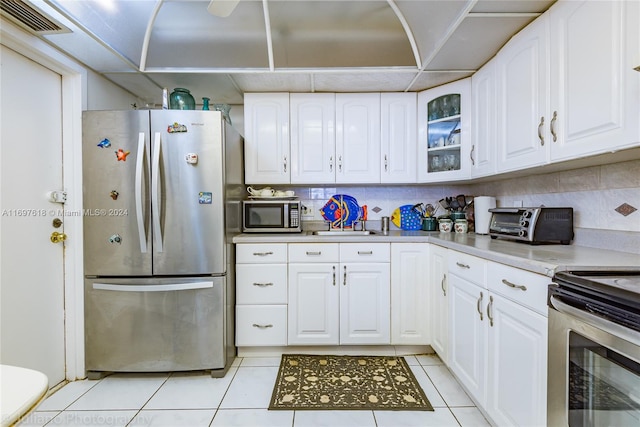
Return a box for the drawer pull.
[358,251,373,255]
[456,262,470,269]
[253,251,273,256]
[252,323,273,329]
[487,296,494,327]
[477,292,484,321]
[252,282,274,287]
[306,251,322,256]
[501,279,527,291]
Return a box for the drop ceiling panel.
[146,1,268,68]
[232,73,313,92]
[48,0,152,67]
[426,15,538,70]
[269,0,414,68]
[313,72,418,92]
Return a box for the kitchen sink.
[310,230,377,236]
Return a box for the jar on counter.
[454,219,468,234]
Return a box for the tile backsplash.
[280,159,640,254]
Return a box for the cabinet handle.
[470,145,475,166]
[357,250,373,255]
[338,155,343,172]
[253,251,273,256]
[252,282,273,287]
[487,296,494,327]
[306,251,322,256]
[537,116,545,146]
[252,323,273,329]
[283,156,287,173]
[384,154,388,172]
[332,265,336,286]
[456,262,470,269]
[441,274,447,296]
[550,111,558,142]
[343,265,347,286]
[501,278,527,291]
[477,291,484,321]
[329,156,333,172]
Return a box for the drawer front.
[340,243,390,263]
[487,262,550,316]
[236,244,287,264]
[448,251,487,285]
[236,305,287,346]
[236,264,287,304]
[288,243,339,263]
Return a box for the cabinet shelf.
[427,114,461,125]
[427,144,461,153]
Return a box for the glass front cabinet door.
[418,78,471,182]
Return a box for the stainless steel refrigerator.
[82,110,243,378]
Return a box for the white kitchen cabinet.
[380,93,417,183]
[448,267,488,404]
[235,243,288,346]
[390,243,429,345]
[287,243,390,345]
[244,93,290,184]
[495,14,549,173]
[470,58,497,177]
[290,93,336,184]
[485,292,547,427]
[548,0,640,161]
[429,244,448,363]
[417,78,471,182]
[335,93,381,183]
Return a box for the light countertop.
[232,231,640,277]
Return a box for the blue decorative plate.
[320,194,361,228]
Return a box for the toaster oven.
[489,207,573,244]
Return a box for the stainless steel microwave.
[242,199,302,233]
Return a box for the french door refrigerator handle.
[135,132,147,253]
[93,281,214,292]
[151,131,163,252]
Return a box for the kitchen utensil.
[412,203,426,218]
[391,205,423,230]
[456,194,467,211]
[425,204,435,217]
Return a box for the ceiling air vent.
[0,0,70,34]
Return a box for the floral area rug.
[268,354,433,411]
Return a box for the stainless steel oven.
[548,270,640,426]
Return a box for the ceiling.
[3,0,556,106]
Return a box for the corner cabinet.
[418,78,471,182]
[243,93,290,184]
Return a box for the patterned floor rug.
[269,354,433,411]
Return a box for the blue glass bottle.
[169,88,195,110]
[202,97,210,110]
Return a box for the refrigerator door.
[84,276,227,374]
[83,111,151,276]
[150,111,225,275]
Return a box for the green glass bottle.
[169,88,195,110]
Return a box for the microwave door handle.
[284,204,289,228]
[134,132,147,253]
[151,132,163,252]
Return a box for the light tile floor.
[18,354,491,427]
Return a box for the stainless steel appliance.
[548,270,640,426]
[242,199,301,233]
[489,207,573,244]
[82,110,243,378]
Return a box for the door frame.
[1,18,86,381]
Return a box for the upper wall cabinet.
[290,93,336,184]
[335,93,381,183]
[417,78,471,182]
[381,93,417,183]
[495,14,549,173]
[548,0,640,162]
[471,58,497,178]
[244,93,290,184]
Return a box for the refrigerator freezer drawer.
[85,277,226,374]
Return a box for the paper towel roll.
[474,196,496,234]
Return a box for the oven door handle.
[549,295,640,347]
